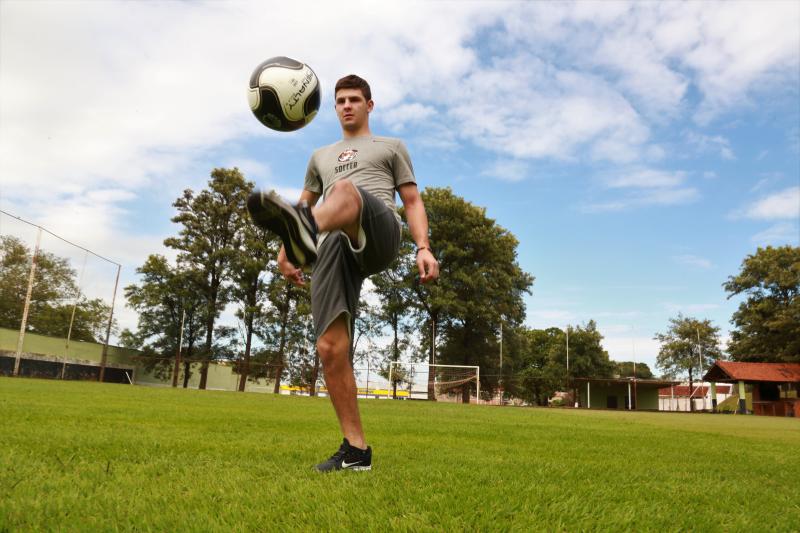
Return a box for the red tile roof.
[706,361,800,383]
[658,385,731,397]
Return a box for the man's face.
[335,88,373,131]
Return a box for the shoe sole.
[314,464,372,472]
[247,190,317,267]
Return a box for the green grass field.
[1,378,798,531]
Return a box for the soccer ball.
[248,56,320,132]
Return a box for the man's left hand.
[417,248,439,284]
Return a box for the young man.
[248,74,439,472]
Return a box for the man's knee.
[330,179,361,208]
[317,320,350,370]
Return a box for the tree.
[164,168,250,389]
[257,270,312,394]
[655,314,722,411]
[0,236,112,342]
[514,327,564,405]
[723,246,800,363]
[124,255,205,386]
[614,361,654,379]
[369,237,416,393]
[410,188,534,402]
[228,184,278,392]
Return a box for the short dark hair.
[335,74,371,101]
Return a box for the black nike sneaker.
[247,190,318,267]
[314,438,372,472]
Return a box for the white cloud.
[685,131,735,160]
[481,160,530,182]
[664,302,720,315]
[448,60,651,163]
[602,335,661,369]
[673,255,714,270]
[380,103,436,132]
[526,309,577,328]
[607,169,687,189]
[742,187,800,220]
[583,168,699,212]
[751,222,800,246]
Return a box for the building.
[658,383,732,412]
[702,361,800,416]
[574,378,679,411]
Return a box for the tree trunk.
[272,305,289,394]
[688,367,694,412]
[461,385,470,404]
[310,350,320,397]
[182,361,191,388]
[199,276,220,390]
[427,315,437,401]
[239,317,253,392]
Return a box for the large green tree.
[164,168,250,389]
[655,314,722,411]
[411,187,534,402]
[614,361,654,379]
[228,183,278,392]
[369,235,416,386]
[257,271,312,394]
[723,246,800,363]
[123,254,205,386]
[513,327,565,405]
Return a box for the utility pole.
[499,321,503,405]
[14,228,42,376]
[172,309,186,387]
[697,328,705,411]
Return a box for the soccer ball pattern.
[248,56,320,132]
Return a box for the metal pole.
[172,309,186,387]
[14,228,42,376]
[587,381,590,409]
[476,366,480,405]
[697,328,706,411]
[628,382,632,410]
[499,321,503,405]
[62,251,88,380]
[98,264,121,382]
[432,318,436,367]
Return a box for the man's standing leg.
[316,314,366,449]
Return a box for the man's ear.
[367,100,374,113]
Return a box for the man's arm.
[278,189,321,286]
[398,183,439,284]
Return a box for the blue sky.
[1,1,798,373]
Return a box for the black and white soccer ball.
[248,56,320,132]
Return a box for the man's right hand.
[278,245,305,286]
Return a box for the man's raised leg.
[312,179,362,246]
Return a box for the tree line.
[2,168,797,402]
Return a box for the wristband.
[416,246,431,256]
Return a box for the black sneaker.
[314,438,372,472]
[247,190,318,267]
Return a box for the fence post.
[14,228,42,377]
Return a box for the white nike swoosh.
[341,460,364,468]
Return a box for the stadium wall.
[1,327,276,392]
[0,327,137,368]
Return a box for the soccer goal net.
[387,362,480,402]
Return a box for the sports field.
[1,378,798,531]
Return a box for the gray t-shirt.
[303,136,417,223]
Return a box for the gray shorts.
[311,187,401,342]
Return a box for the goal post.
[388,362,480,403]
